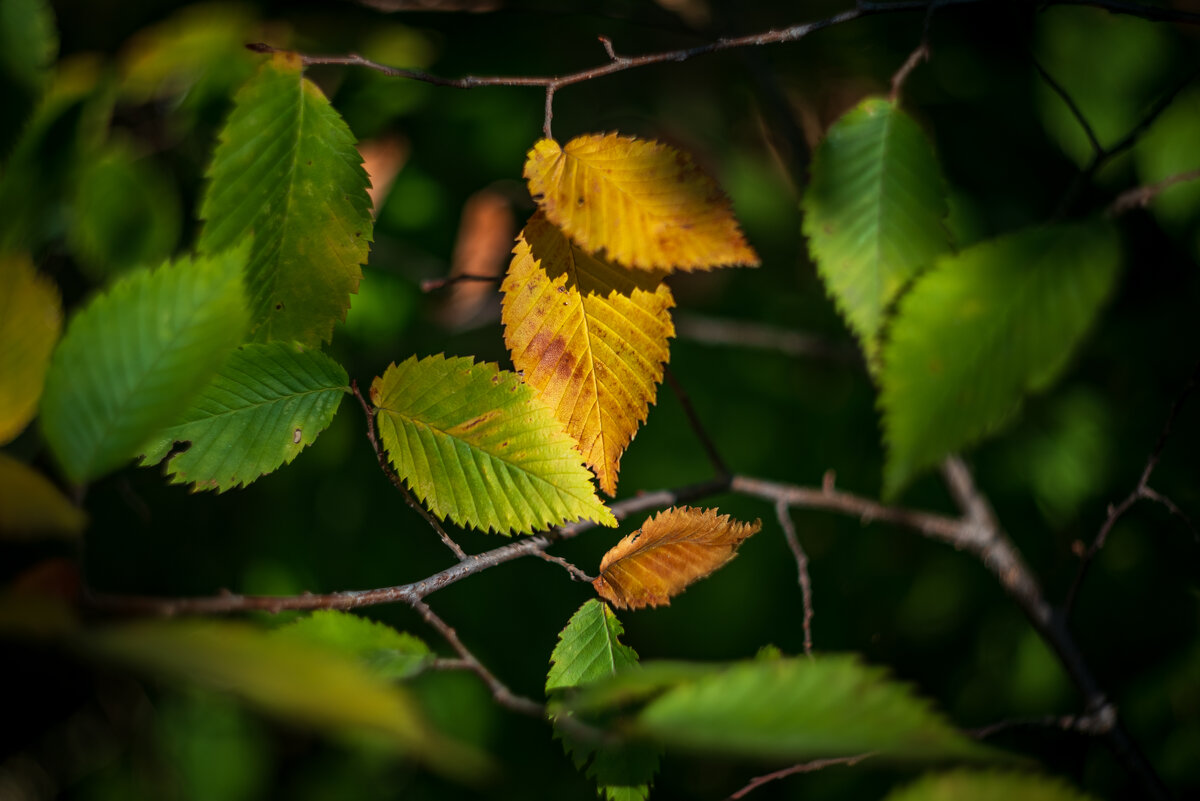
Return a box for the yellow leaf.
[503,214,674,496]
[524,133,759,272]
[593,506,761,609]
[0,452,86,540]
[0,254,62,444]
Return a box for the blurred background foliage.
[2,0,1199,799]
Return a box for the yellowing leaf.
[0,452,85,540]
[593,506,761,609]
[0,254,61,444]
[524,134,759,272]
[503,213,674,497]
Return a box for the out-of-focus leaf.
[880,221,1120,498]
[524,133,759,271]
[0,254,61,443]
[547,599,639,693]
[0,593,78,639]
[0,0,56,154]
[882,770,1099,801]
[593,507,761,609]
[273,610,433,680]
[40,250,248,485]
[0,452,85,539]
[80,619,488,779]
[635,655,998,762]
[199,53,372,347]
[1134,87,1200,244]
[336,26,434,138]
[503,213,674,496]
[139,342,347,492]
[562,661,717,717]
[802,98,950,363]
[371,354,616,534]
[437,188,513,330]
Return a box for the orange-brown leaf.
[503,213,674,496]
[523,133,759,272]
[593,506,761,609]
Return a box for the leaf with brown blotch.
[594,507,762,609]
[503,213,674,496]
[524,133,759,272]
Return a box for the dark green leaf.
[883,770,1099,801]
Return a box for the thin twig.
[351,381,469,561]
[664,366,730,477]
[674,313,860,364]
[969,704,1117,739]
[1106,167,1200,216]
[421,273,502,293]
[1065,360,1200,615]
[533,550,596,583]
[1034,58,1103,157]
[727,752,875,800]
[889,0,938,103]
[775,499,814,657]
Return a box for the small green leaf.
[40,250,249,486]
[802,97,950,363]
[548,599,639,693]
[0,452,85,540]
[80,619,487,779]
[273,610,433,680]
[199,52,372,347]
[139,342,347,492]
[882,770,1100,801]
[636,655,997,762]
[880,221,1120,498]
[371,354,616,535]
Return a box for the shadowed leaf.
[0,254,61,444]
[593,506,761,609]
[371,354,616,535]
[0,452,85,540]
[547,599,639,693]
[882,770,1099,801]
[524,133,758,271]
[503,213,674,496]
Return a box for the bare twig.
[889,0,938,103]
[1065,360,1200,615]
[727,752,875,800]
[421,273,502,293]
[351,381,469,561]
[1034,58,1103,157]
[774,500,814,657]
[1106,167,1200,216]
[674,313,860,364]
[534,550,595,582]
[664,366,729,477]
[970,703,1117,739]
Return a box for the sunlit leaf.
[80,619,487,779]
[504,214,674,496]
[883,770,1099,801]
[636,655,997,762]
[0,452,85,540]
[0,254,61,444]
[802,97,950,362]
[139,342,347,492]
[593,506,761,610]
[274,610,433,680]
[199,52,372,347]
[524,133,759,271]
[880,221,1120,498]
[40,250,248,485]
[371,354,616,535]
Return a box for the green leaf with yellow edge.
[139,342,347,492]
[199,52,371,347]
[802,98,951,363]
[0,254,61,444]
[371,354,616,535]
[0,452,85,540]
[274,610,433,680]
[80,619,488,780]
[503,213,674,497]
[40,250,248,486]
[524,133,759,272]
[880,221,1120,498]
[635,655,998,762]
[883,770,1100,801]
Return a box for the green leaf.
[0,452,86,540]
[199,52,371,347]
[273,610,433,680]
[80,619,487,780]
[561,661,717,717]
[139,342,347,492]
[880,221,1120,498]
[1134,87,1200,241]
[547,599,639,693]
[882,770,1100,801]
[40,250,249,485]
[635,655,997,762]
[802,97,950,363]
[371,354,616,535]
[0,0,57,154]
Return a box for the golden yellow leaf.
[593,506,761,609]
[503,214,674,496]
[523,133,759,272]
[0,254,62,444]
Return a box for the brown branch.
[351,381,469,561]
[889,0,938,103]
[970,703,1117,739]
[727,752,874,800]
[674,313,860,364]
[420,273,502,293]
[664,366,729,477]
[533,550,595,583]
[1107,167,1200,216]
[775,499,814,657]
